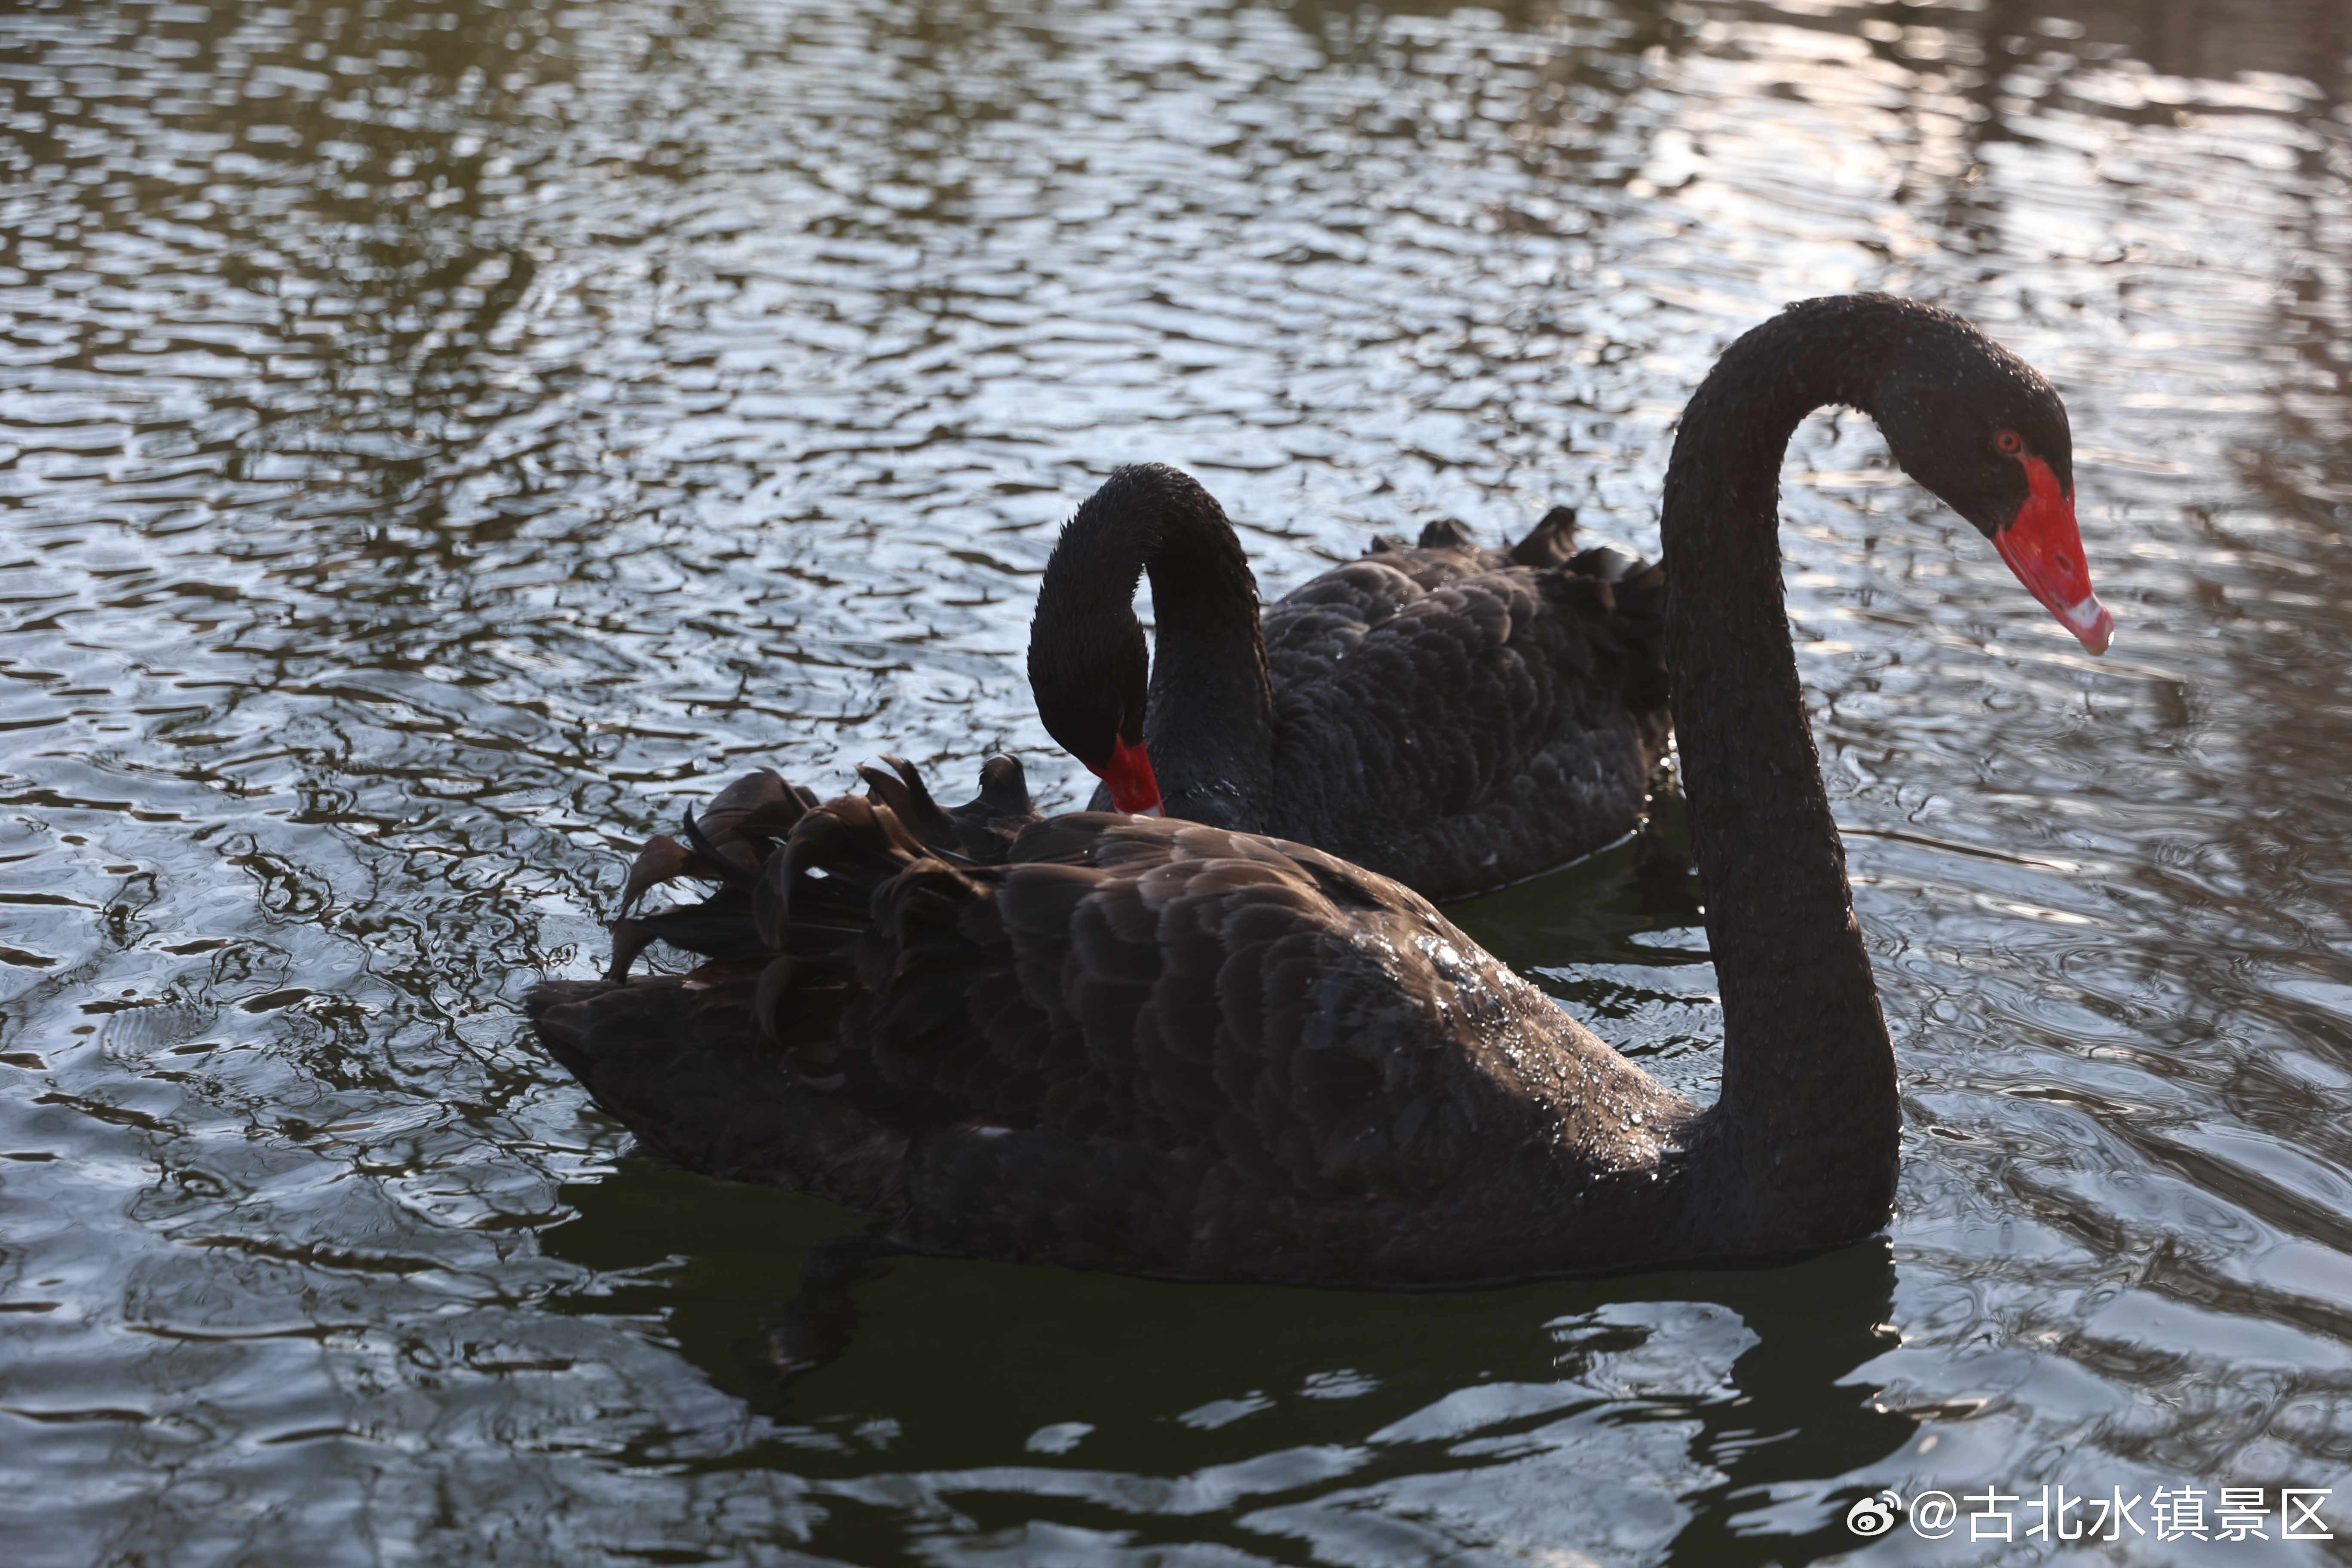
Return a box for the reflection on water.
[3,0,2351,1562]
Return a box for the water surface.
[5,0,2352,1562]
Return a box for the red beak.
[1993,457,2113,655]
[1097,735,1164,816]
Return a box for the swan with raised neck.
[528,294,2112,1281]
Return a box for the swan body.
[535,787,1706,1283]
[528,295,2113,1285]
[1028,468,1670,902]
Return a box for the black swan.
[527,295,2112,1285]
[1027,465,1671,901]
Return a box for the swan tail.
[525,972,909,1207]
[1502,505,1667,711]
[1528,541,1672,725]
[1571,545,1671,720]
[526,756,1032,1207]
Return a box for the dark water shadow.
[535,1149,1914,1565]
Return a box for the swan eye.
[1995,430,2024,455]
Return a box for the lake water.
[5,0,2352,1562]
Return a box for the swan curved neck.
[1046,465,1277,823]
[1663,299,1905,1246]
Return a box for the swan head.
[1029,586,1164,815]
[1872,330,2113,656]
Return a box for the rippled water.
[4,0,2351,1562]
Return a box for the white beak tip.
[2060,595,2114,656]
